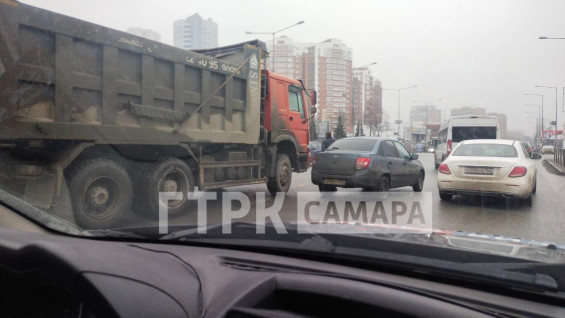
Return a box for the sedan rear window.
[452,144,518,157]
[327,139,377,152]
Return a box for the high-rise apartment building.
[126,27,161,42]
[410,105,441,124]
[266,37,381,135]
[313,39,353,133]
[353,68,382,134]
[266,36,311,80]
[173,14,218,50]
[450,107,486,117]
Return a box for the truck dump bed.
[0,1,263,144]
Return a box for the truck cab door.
[286,85,309,153]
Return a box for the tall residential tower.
[173,14,218,50]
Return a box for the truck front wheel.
[267,154,292,195]
[66,159,133,229]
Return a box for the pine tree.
[355,121,360,137]
[309,116,318,141]
[333,114,347,139]
[355,120,365,137]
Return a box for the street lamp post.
[412,98,442,143]
[524,93,544,142]
[525,104,542,146]
[352,62,377,136]
[383,85,417,140]
[526,116,539,143]
[534,86,558,140]
[245,21,305,73]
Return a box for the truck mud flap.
[23,174,56,209]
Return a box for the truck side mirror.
[310,107,317,114]
[311,91,317,105]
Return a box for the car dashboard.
[2,224,565,318]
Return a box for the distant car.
[309,141,322,165]
[521,142,533,157]
[542,145,555,154]
[415,143,425,152]
[311,137,425,192]
[437,139,541,203]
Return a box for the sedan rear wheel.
[377,176,390,192]
[318,184,337,192]
[412,172,424,192]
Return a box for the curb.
[542,159,565,176]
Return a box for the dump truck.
[0,1,316,229]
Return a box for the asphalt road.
[109,152,565,244]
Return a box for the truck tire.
[267,154,292,195]
[134,159,194,217]
[66,158,133,229]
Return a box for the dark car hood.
[297,222,565,263]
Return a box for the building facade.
[353,68,382,135]
[410,105,441,124]
[450,107,486,117]
[173,14,218,50]
[126,27,161,42]
[266,37,382,136]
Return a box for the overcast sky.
[21,0,565,134]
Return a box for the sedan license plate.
[464,167,494,175]
[324,178,346,185]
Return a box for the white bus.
[434,115,500,168]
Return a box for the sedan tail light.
[439,163,451,174]
[508,166,527,178]
[447,139,452,155]
[355,157,371,170]
[312,155,317,166]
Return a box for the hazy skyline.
[21,0,565,135]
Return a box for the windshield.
[452,144,518,157]
[327,139,377,152]
[452,127,497,142]
[1,0,565,297]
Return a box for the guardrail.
[555,148,565,167]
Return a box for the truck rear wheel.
[267,154,292,195]
[134,159,194,217]
[66,158,133,229]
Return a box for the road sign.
[545,131,553,139]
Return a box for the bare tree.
[366,107,390,136]
[370,110,390,137]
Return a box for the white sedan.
[437,139,541,203]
